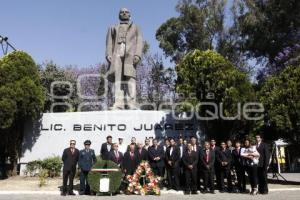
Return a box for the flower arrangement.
[126,161,161,195]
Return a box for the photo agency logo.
[49,70,264,121]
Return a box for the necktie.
[206,150,209,163]
[71,148,74,154]
[130,152,134,160]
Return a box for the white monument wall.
[20,110,196,169]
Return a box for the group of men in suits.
[100,134,270,195]
[61,134,270,196]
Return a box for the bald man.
[106,8,143,109]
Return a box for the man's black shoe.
[191,191,197,194]
[203,189,209,194]
[210,190,215,194]
[184,191,190,195]
[61,192,67,196]
[79,191,85,195]
[68,191,76,195]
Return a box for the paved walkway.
[0,191,300,200]
[0,174,299,199]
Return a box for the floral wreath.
[126,161,161,195]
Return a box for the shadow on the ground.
[57,183,80,192]
[267,178,300,185]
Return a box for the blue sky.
[1,0,179,68]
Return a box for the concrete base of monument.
[19,110,197,175]
[1,176,300,193]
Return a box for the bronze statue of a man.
[106,8,143,110]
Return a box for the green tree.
[237,0,300,73]
[0,51,45,175]
[156,0,248,71]
[259,65,300,144]
[40,62,107,112]
[156,0,225,62]
[39,61,71,112]
[176,50,255,140]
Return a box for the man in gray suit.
[106,8,143,110]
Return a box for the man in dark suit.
[210,139,220,190]
[100,135,113,160]
[144,138,151,151]
[148,139,165,177]
[190,136,201,189]
[232,140,246,193]
[122,143,139,175]
[165,138,180,190]
[126,137,138,152]
[78,140,96,195]
[190,136,200,153]
[109,143,124,167]
[182,143,198,194]
[178,137,187,158]
[163,138,171,153]
[136,142,148,163]
[178,137,186,188]
[256,134,270,194]
[210,139,220,151]
[216,141,232,192]
[61,140,79,196]
[200,141,215,194]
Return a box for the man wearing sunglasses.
[61,140,79,196]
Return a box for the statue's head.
[119,8,131,22]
